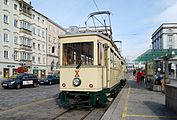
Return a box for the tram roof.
[134,49,177,62]
[59,32,111,41]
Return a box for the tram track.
[0,85,124,119]
[80,108,95,120]
[51,108,74,120]
[51,98,115,120]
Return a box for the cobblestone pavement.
[0,84,109,120]
[0,84,62,120]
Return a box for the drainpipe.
[46,28,48,75]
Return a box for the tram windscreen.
[63,42,94,66]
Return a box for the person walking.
[136,69,141,87]
[141,70,145,83]
[133,69,136,76]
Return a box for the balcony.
[20,44,32,51]
[20,11,32,18]
[20,28,32,35]
[19,0,32,18]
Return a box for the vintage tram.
[59,11,126,107]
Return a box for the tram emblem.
[75,69,80,77]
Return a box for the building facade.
[46,19,65,74]
[152,23,177,50]
[0,0,65,78]
[31,10,47,78]
[0,0,21,78]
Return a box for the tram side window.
[98,42,102,65]
[63,42,94,66]
[110,49,114,68]
[113,54,117,67]
[114,55,118,67]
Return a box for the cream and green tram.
[59,32,126,107]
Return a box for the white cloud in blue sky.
[31,0,177,61]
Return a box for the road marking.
[122,86,131,120]
[0,97,54,115]
[126,114,177,119]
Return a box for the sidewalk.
[101,76,177,120]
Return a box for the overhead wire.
[92,0,105,22]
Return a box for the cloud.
[154,1,177,23]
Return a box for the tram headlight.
[73,78,81,87]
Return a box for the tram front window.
[63,42,94,66]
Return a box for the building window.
[169,45,173,49]
[42,45,44,50]
[32,14,35,19]
[4,15,8,24]
[42,20,44,24]
[48,47,51,54]
[14,51,18,60]
[14,4,17,10]
[43,57,45,64]
[14,36,18,44]
[42,31,45,38]
[4,0,8,5]
[20,21,31,31]
[32,27,36,35]
[4,33,9,42]
[52,46,55,53]
[32,56,35,63]
[168,35,173,42]
[20,36,31,46]
[38,29,40,37]
[14,19,18,28]
[32,43,35,48]
[168,28,173,33]
[38,44,40,50]
[4,50,9,59]
[38,17,40,21]
[38,57,41,64]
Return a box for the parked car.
[39,74,59,85]
[1,73,39,89]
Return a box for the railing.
[20,28,32,35]
[19,44,32,51]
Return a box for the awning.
[134,49,177,62]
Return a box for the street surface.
[0,84,61,120]
[0,84,110,120]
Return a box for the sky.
[31,0,177,61]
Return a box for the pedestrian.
[140,70,145,83]
[154,73,163,85]
[136,69,141,87]
[133,69,136,76]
